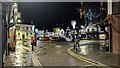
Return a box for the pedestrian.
[31,37,34,51]
[75,34,81,48]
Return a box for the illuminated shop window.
[30,33,32,37]
[18,33,20,35]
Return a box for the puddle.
[56,45,62,48]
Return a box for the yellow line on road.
[67,47,107,66]
[32,44,55,68]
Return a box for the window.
[87,29,89,32]
[92,29,94,32]
[26,33,28,36]
[18,33,20,36]
[30,27,32,30]
[26,27,28,30]
[30,33,33,37]
[23,27,25,30]
[30,33,32,35]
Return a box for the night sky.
[18,2,106,31]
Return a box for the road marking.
[67,47,107,66]
[56,45,62,48]
[32,44,55,68]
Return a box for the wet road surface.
[10,40,33,66]
[76,42,118,67]
[37,41,92,66]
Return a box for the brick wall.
[111,14,120,54]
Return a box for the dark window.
[26,33,28,36]
[26,27,28,30]
[30,27,32,30]
[92,29,94,32]
[87,29,89,32]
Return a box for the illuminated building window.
[30,33,32,35]
[18,33,20,35]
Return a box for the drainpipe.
[107,0,112,53]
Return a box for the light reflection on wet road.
[10,40,33,66]
[37,42,92,66]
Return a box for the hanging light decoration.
[80,2,85,19]
[100,0,105,11]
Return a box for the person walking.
[31,37,34,51]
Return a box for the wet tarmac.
[76,42,118,67]
[37,41,92,66]
[37,40,118,67]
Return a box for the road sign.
[107,15,112,24]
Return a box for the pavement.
[4,40,34,66]
[68,40,119,68]
[4,40,50,67]
[4,55,13,66]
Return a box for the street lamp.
[71,20,76,29]
[71,20,77,49]
[35,29,38,46]
[17,19,21,23]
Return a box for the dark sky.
[18,2,106,31]
[18,2,80,31]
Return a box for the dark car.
[51,37,59,41]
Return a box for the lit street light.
[71,20,76,29]
[71,20,77,49]
[35,29,38,46]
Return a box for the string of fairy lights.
[54,2,108,29]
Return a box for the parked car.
[50,37,59,41]
[59,37,66,42]
[40,37,50,41]
[50,37,66,42]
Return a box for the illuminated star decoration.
[85,9,101,27]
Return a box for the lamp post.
[71,20,77,49]
[35,29,38,46]
[31,24,35,51]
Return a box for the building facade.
[0,2,13,67]
[16,24,35,40]
[80,24,107,40]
